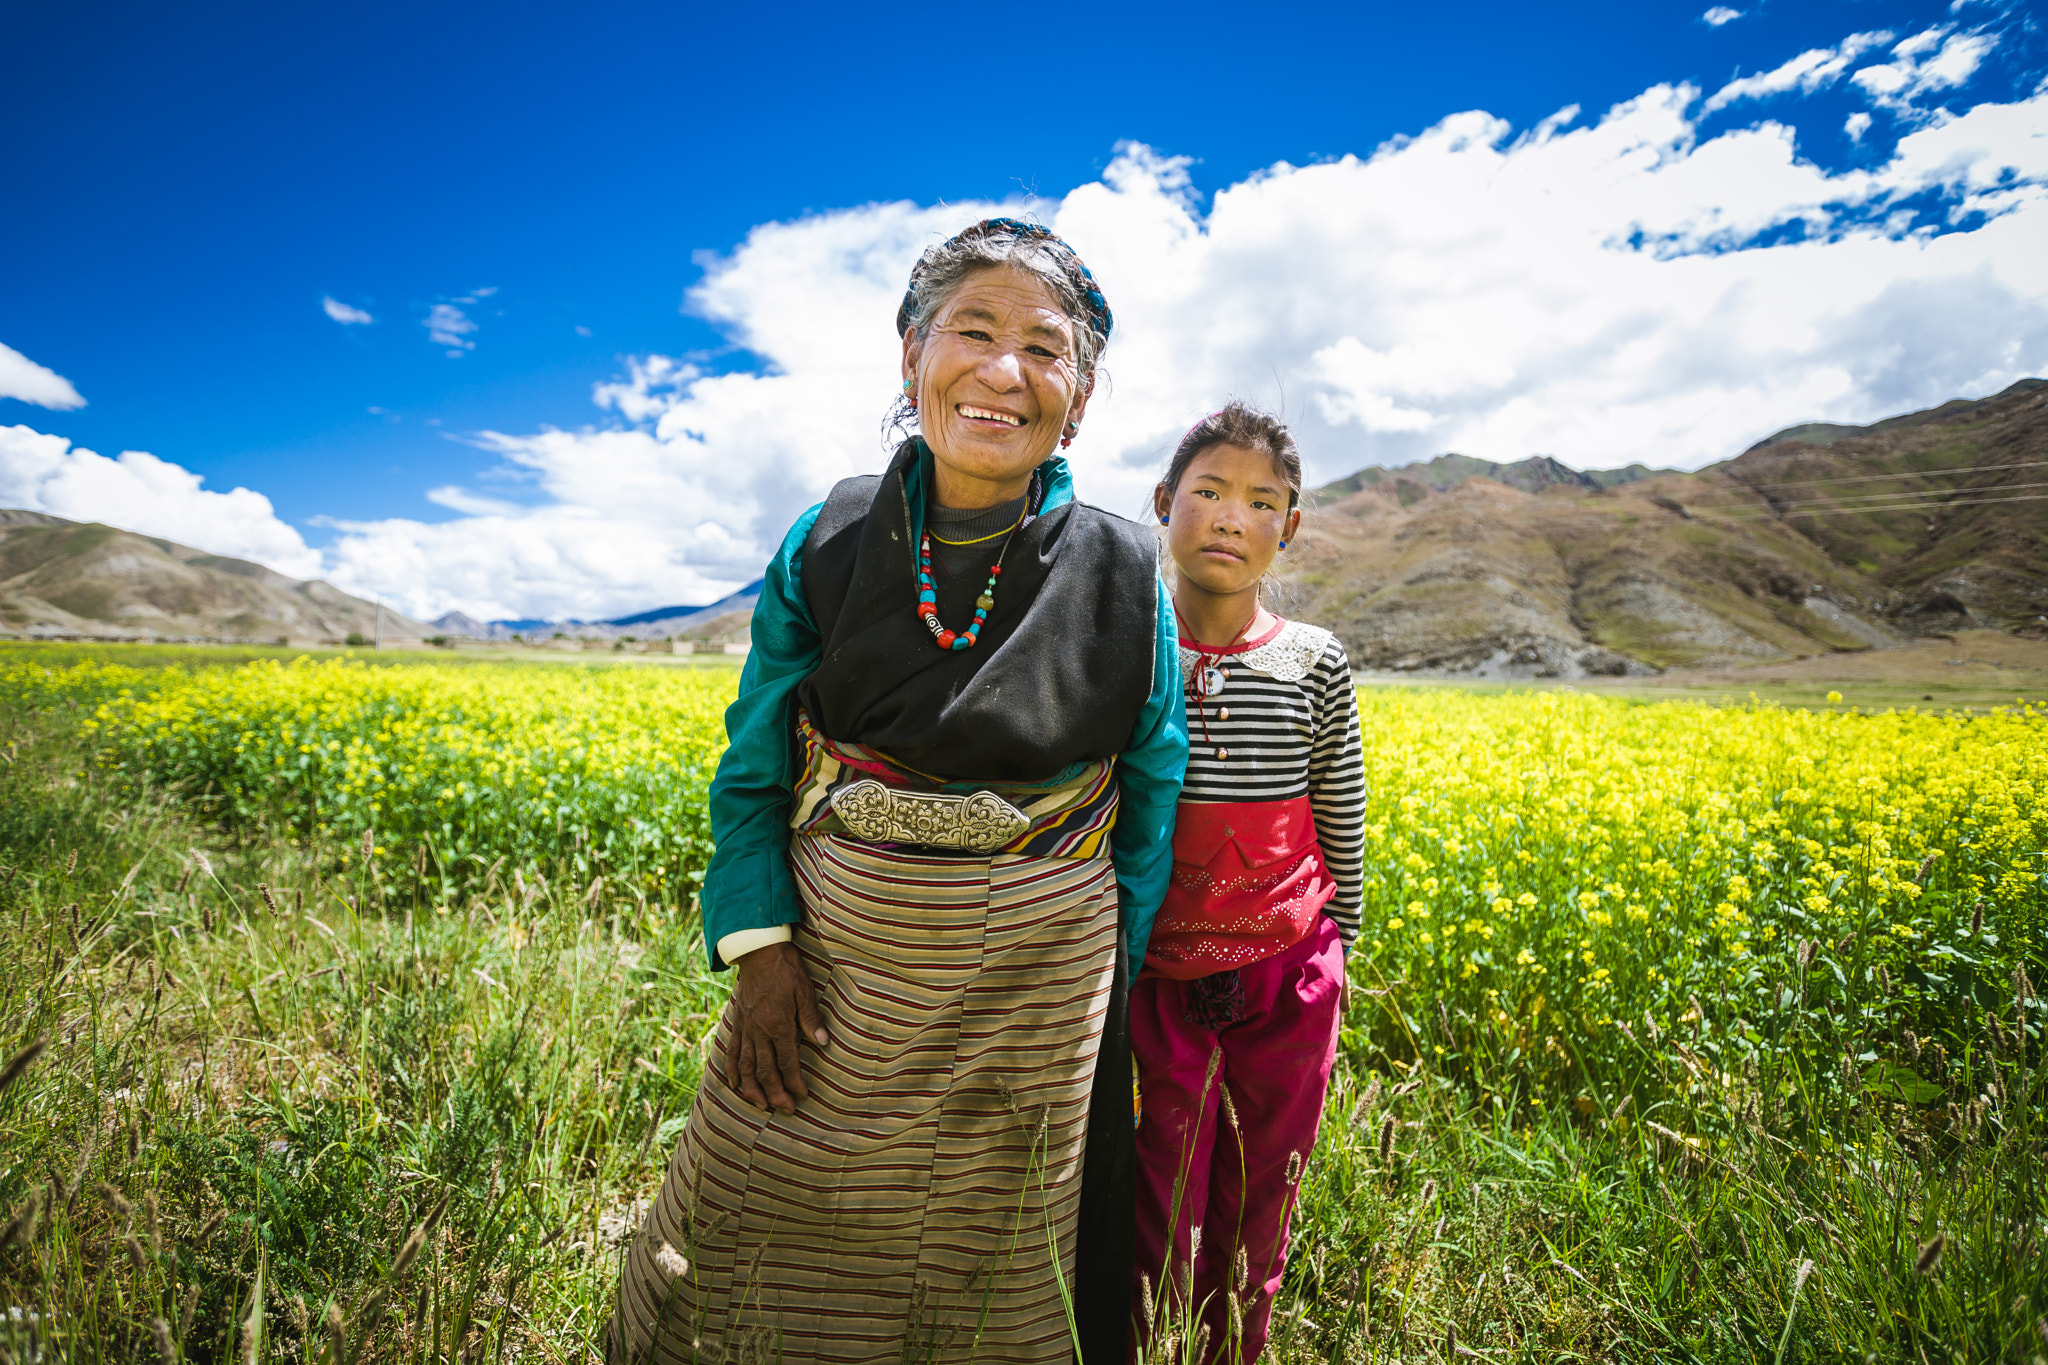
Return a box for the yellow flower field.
[0,645,2041,1358]
[11,656,2040,1014]
[5,654,734,901]
[1345,687,2045,1095]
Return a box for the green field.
[0,643,2041,1363]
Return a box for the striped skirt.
[612,833,1120,1364]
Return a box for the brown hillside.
[1711,379,2047,634]
[0,511,431,644]
[1287,380,2045,677]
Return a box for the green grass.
[0,647,2042,1363]
[0,698,724,1363]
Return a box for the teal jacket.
[699,452,1187,975]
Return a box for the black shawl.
[798,439,1159,780]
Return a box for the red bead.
[991,566,1002,575]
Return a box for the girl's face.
[1155,443,1302,598]
[902,266,1089,500]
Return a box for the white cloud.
[1702,7,1744,26]
[314,63,2048,621]
[426,303,477,354]
[1852,28,1999,114]
[322,296,374,325]
[1703,31,1893,113]
[0,425,321,577]
[21,25,2048,623]
[1845,111,1874,141]
[0,342,86,410]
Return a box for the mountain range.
[3,380,2041,672]
[1285,378,2045,676]
[427,581,764,643]
[0,511,433,644]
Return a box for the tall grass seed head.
[0,1037,47,1093]
[1378,1114,1396,1165]
[655,1240,689,1280]
[1914,1232,1945,1275]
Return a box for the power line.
[1711,492,2048,522]
[1701,456,2048,493]
[1742,479,2048,512]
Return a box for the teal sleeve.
[699,506,824,970]
[1109,578,1188,976]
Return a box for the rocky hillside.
[1285,380,2045,677]
[0,511,432,644]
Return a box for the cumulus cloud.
[322,296,374,325]
[1702,31,1893,113]
[1845,111,1874,141]
[1702,7,1744,26]
[1852,28,1999,113]
[309,32,2047,621]
[426,303,477,354]
[20,22,2047,623]
[0,342,86,410]
[0,425,322,577]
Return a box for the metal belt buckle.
[831,778,1030,852]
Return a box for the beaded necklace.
[916,493,1031,651]
[1173,601,1264,761]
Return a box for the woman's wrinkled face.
[903,266,1089,500]
[1154,443,1301,598]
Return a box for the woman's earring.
[902,379,917,410]
[1060,420,1078,450]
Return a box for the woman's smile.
[957,403,1027,428]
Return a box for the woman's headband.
[897,217,1114,346]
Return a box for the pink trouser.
[1130,915,1343,1364]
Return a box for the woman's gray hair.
[886,217,1113,444]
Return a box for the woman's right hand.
[725,941,830,1115]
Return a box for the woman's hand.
[725,941,829,1115]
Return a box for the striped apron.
[612,832,1119,1364]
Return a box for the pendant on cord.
[1195,665,1228,697]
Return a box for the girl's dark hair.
[1156,402,1304,511]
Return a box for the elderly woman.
[611,218,1186,1364]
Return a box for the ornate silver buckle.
[831,778,1030,852]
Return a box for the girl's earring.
[1278,539,1287,549]
[1161,514,1170,525]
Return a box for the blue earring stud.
[1278,540,1287,548]
[1161,514,1170,525]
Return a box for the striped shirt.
[1178,618,1367,944]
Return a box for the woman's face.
[903,266,1089,504]
[1154,443,1301,598]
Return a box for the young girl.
[1133,403,1365,1362]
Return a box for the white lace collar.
[1177,619,1333,683]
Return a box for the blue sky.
[3,0,2044,619]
